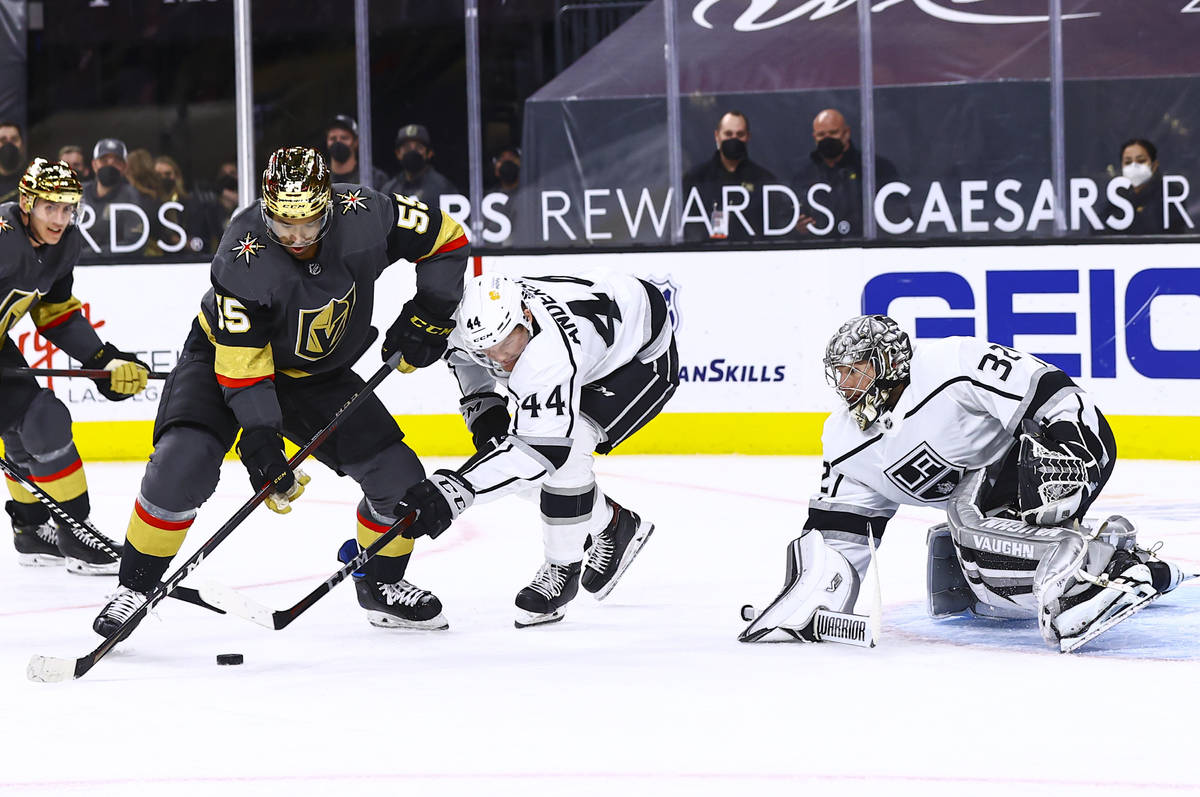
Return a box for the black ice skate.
[355,578,449,630]
[1053,550,1160,653]
[13,520,65,567]
[93,585,148,639]
[514,560,581,628]
[581,500,654,600]
[57,520,121,576]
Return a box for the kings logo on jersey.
[885,442,964,502]
[295,284,356,361]
[647,275,680,331]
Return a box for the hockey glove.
[382,299,455,370]
[397,470,475,540]
[85,342,150,401]
[459,391,510,450]
[1016,419,1100,526]
[236,426,311,515]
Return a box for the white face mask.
[1122,161,1153,188]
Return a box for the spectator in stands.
[0,121,25,204]
[125,148,159,198]
[791,108,900,239]
[57,145,91,182]
[325,114,388,188]
[492,146,521,195]
[152,155,193,252]
[192,164,240,254]
[81,138,153,257]
[683,110,778,242]
[1099,138,1189,235]
[381,123,458,207]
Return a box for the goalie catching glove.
[382,298,455,370]
[237,426,311,514]
[85,342,150,401]
[397,470,475,540]
[1017,418,1102,526]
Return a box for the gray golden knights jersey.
[446,272,672,499]
[809,336,1105,574]
[0,202,105,359]
[199,184,467,428]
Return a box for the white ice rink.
[3,455,1198,797]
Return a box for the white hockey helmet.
[457,273,532,351]
[823,314,912,431]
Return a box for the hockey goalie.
[740,314,1191,653]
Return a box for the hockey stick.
[1,456,223,615]
[26,354,404,683]
[3,366,171,380]
[197,509,419,630]
[738,605,876,648]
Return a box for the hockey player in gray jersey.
[390,271,678,627]
[1,158,150,574]
[93,146,468,638]
[740,314,1189,652]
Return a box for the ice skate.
[1052,549,1162,653]
[93,585,148,639]
[355,578,449,631]
[57,520,121,575]
[515,560,581,628]
[581,500,654,600]
[13,520,65,567]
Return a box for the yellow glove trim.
[266,469,311,515]
[105,359,150,395]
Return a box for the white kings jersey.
[445,272,672,500]
[810,337,1108,575]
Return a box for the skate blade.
[17,552,65,567]
[1059,588,1161,653]
[65,557,119,576]
[589,522,655,601]
[514,609,565,628]
[366,610,449,631]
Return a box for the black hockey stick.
[3,366,171,380]
[198,508,418,630]
[26,354,404,683]
[0,456,223,615]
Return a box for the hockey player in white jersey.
[740,314,1188,652]
[391,271,678,627]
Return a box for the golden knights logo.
[0,288,39,339]
[232,232,263,264]
[0,216,13,234]
[295,284,356,361]
[338,189,370,215]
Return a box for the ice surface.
[2,456,1198,796]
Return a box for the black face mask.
[401,151,426,174]
[497,161,519,184]
[160,175,177,194]
[217,174,239,193]
[0,142,20,172]
[719,138,747,161]
[816,137,845,160]
[328,141,352,164]
[97,165,122,188]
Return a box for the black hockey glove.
[85,342,150,401]
[397,470,475,540]
[381,299,455,369]
[236,427,310,514]
[459,391,510,450]
[1016,419,1100,526]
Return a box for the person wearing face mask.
[682,111,779,243]
[1098,138,1188,235]
[380,123,459,208]
[324,115,387,189]
[791,108,900,239]
[0,122,26,204]
[81,138,151,258]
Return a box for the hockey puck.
[740,604,758,622]
[216,653,244,666]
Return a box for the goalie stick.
[26,354,404,683]
[197,509,418,630]
[2,366,171,380]
[0,456,221,615]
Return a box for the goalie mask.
[260,146,332,247]
[457,274,532,353]
[823,314,912,431]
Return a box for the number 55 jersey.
[813,336,1111,525]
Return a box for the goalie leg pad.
[738,530,860,643]
[926,523,973,618]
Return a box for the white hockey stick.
[739,604,876,648]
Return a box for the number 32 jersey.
[811,336,1105,534]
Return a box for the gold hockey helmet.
[18,158,83,209]
[261,146,331,220]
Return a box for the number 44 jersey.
[814,336,1107,522]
